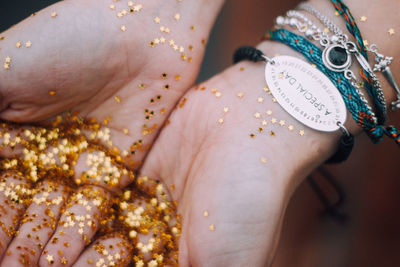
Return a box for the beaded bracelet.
[262,29,400,146]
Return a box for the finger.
[117,183,180,266]
[39,185,111,267]
[73,151,135,193]
[1,180,68,266]
[0,123,26,158]
[0,171,32,260]
[73,234,133,267]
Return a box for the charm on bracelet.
[263,55,347,132]
[368,44,400,111]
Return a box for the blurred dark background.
[1,1,400,266]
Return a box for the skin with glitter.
[0,0,226,265]
[0,0,399,266]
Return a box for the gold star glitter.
[279,120,286,126]
[239,67,245,71]
[266,110,272,116]
[121,25,127,32]
[51,12,58,17]
[272,98,277,103]
[190,25,195,31]
[0,36,5,40]
[133,4,143,12]
[223,107,229,113]
[388,28,395,35]
[209,224,215,231]
[249,133,255,138]
[128,1,134,7]
[46,255,54,264]
[237,92,244,98]
[270,131,276,136]
[160,37,166,43]
[154,17,160,24]
[334,11,340,16]
[109,4,115,10]
[363,40,369,46]
[299,130,305,136]
[311,64,317,68]
[117,12,123,18]
[324,27,330,33]
[218,118,224,124]
[174,13,181,20]
[175,75,181,81]
[258,97,264,103]
[25,41,32,47]
[254,112,261,119]
[215,92,222,98]
[16,42,22,48]
[114,96,121,103]
[360,16,367,22]
[61,257,68,265]
[288,125,294,131]
[260,157,267,163]
[271,118,277,124]
[262,120,268,126]
[5,56,11,63]
[203,211,209,217]
[3,63,10,70]
[279,73,284,79]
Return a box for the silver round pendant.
[265,56,347,132]
[322,44,352,72]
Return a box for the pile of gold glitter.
[0,116,180,266]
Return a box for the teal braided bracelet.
[263,28,400,146]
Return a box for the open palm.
[138,49,332,266]
[0,0,224,265]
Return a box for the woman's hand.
[0,0,225,265]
